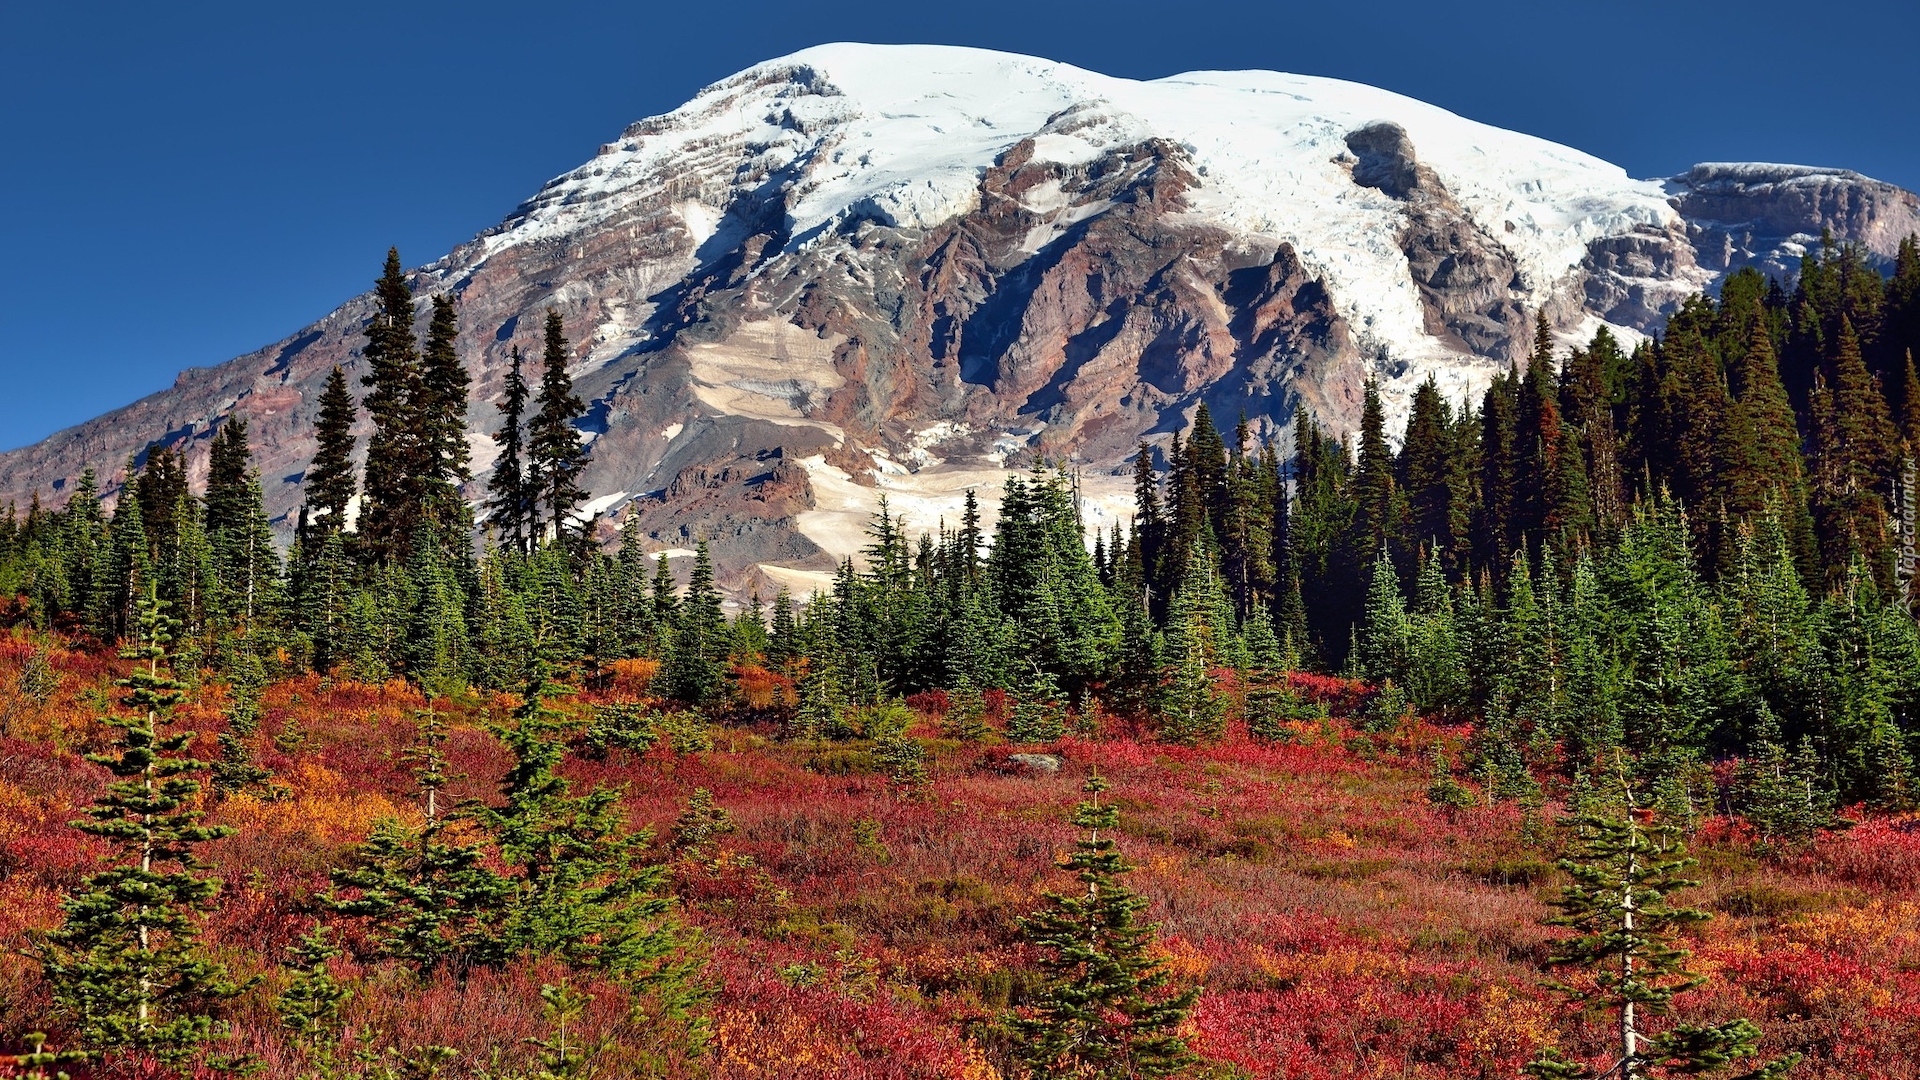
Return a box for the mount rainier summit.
[4,43,1916,591]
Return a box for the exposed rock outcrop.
[1669,163,1920,276]
[1,45,1913,591]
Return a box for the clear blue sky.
[3,0,1915,453]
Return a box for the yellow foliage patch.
[224,786,405,844]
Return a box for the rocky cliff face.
[1668,162,1920,277]
[3,44,1915,592]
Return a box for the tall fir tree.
[526,309,589,545]
[203,420,282,634]
[93,467,152,641]
[419,293,473,529]
[1808,317,1898,586]
[659,541,729,705]
[303,366,358,542]
[358,248,425,564]
[487,344,535,554]
[1398,377,1457,560]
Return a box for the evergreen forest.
[1,236,1919,1078]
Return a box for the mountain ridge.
[4,43,1917,592]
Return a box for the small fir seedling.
[10,1033,87,1080]
[1426,751,1477,814]
[1012,774,1198,1079]
[277,922,351,1074]
[852,816,890,863]
[873,730,930,796]
[940,683,991,743]
[671,788,735,856]
[37,584,246,1068]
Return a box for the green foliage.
[670,788,735,856]
[328,704,505,973]
[1425,752,1477,813]
[276,923,351,1062]
[302,365,359,540]
[873,728,930,795]
[1526,772,1800,1079]
[1157,620,1225,745]
[36,586,244,1067]
[1242,681,1320,742]
[212,654,276,798]
[1007,665,1066,744]
[580,701,661,757]
[476,673,707,1022]
[526,309,589,543]
[940,683,992,743]
[1013,775,1198,1079]
[8,1033,87,1080]
[658,542,728,706]
[849,816,890,863]
[1735,712,1844,848]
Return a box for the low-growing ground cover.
[2,633,1916,1079]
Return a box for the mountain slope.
[4,43,1916,590]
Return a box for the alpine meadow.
[5,41,1920,1080]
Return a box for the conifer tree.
[1546,421,1594,552]
[274,923,350,1064]
[419,293,472,525]
[203,420,252,542]
[1734,707,1841,849]
[660,541,728,705]
[1809,317,1899,584]
[359,248,425,564]
[1007,662,1066,744]
[669,788,736,857]
[328,702,504,973]
[1398,377,1458,558]
[93,470,152,641]
[1349,378,1399,563]
[60,469,108,623]
[767,588,799,671]
[1721,318,1808,518]
[526,310,588,544]
[476,670,704,1006]
[37,586,243,1067]
[210,654,273,798]
[134,445,188,559]
[203,421,282,634]
[304,365,358,540]
[1013,775,1197,1079]
[300,530,355,674]
[1404,550,1466,713]
[404,535,470,694]
[487,345,534,554]
[1476,367,1521,575]
[1516,316,1567,547]
[1157,618,1225,745]
[1525,776,1798,1080]
[8,1033,87,1080]
[1898,349,1920,454]
[154,492,213,651]
[1357,548,1411,688]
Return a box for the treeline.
[0,238,1917,790]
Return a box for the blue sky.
[3,0,1915,453]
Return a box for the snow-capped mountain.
[4,44,1916,591]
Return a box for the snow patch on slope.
[787,453,1133,570]
[480,42,1680,387]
